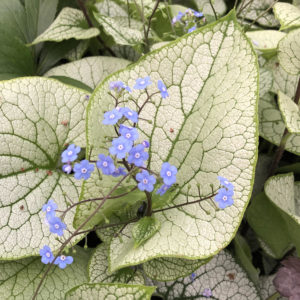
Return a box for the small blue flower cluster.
[172,8,204,33]
[214,176,234,209]
[40,199,73,269]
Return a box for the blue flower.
[142,140,150,148]
[214,188,234,209]
[128,144,149,167]
[62,164,72,174]
[40,245,54,264]
[136,170,156,192]
[54,254,73,269]
[112,167,127,177]
[157,80,169,98]
[73,160,94,180]
[190,272,196,281]
[156,184,171,196]
[119,124,139,142]
[42,199,57,219]
[96,154,115,175]
[109,136,132,159]
[61,144,81,163]
[103,108,123,125]
[188,26,197,33]
[109,81,131,92]
[172,11,184,24]
[133,76,152,90]
[160,162,177,186]
[120,107,139,123]
[218,176,234,192]
[203,288,212,297]
[186,9,203,18]
[48,216,67,236]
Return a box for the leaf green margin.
[86,10,259,272]
[273,3,300,31]
[65,283,156,300]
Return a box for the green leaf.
[265,56,298,98]
[94,13,143,47]
[246,30,285,58]
[45,56,131,89]
[132,216,160,248]
[259,68,273,98]
[24,0,58,43]
[278,90,300,134]
[143,257,209,281]
[278,29,300,76]
[88,243,145,284]
[31,7,100,45]
[65,40,89,61]
[48,76,94,93]
[87,11,258,271]
[95,0,128,17]
[247,192,293,259]
[259,275,285,300]
[233,234,260,286]
[0,0,36,79]
[0,77,89,259]
[195,0,227,17]
[273,3,300,31]
[237,0,279,28]
[65,283,155,299]
[259,93,300,156]
[150,251,260,299]
[0,246,89,299]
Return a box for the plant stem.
[77,0,116,57]
[145,0,161,46]
[269,77,300,176]
[145,191,152,216]
[32,169,135,300]
[209,0,217,20]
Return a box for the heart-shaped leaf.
[195,0,227,16]
[45,56,131,89]
[149,251,260,299]
[32,7,100,44]
[278,29,300,76]
[87,11,258,271]
[273,3,300,30]
[0,77,89,259]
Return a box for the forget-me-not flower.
[188,26,197,33]
[214,188,234,209]
[120,107,138,123]
[109,136,132,159]
[136,170,156,192]
[128,144,149,167]
[156,184,171,196]
[160,162,177,186]
[103,108,123,125]
[96,154,115,175]
[62,164,72,174]
[133,76,152,90]
[42,199,57,219]
[112,167,127,177]
[61,144,81,163]
[48,216,67,236]
[218,176,234,192]
[73,160,94,180]
[55,255,73,269]
[119,125,139,143]
[40,245,54,264]
[157,80,169,98]
[109,81,131,92]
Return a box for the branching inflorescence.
[38,76,235,272]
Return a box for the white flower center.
[126,133,131,139]
[162,86,166,91]
[67,151,73,156]
[109,114,115,119]
[61,255,66,261]
[46,206,51,212]
[140,80,145,85]
[103,161,108,167]
[135,153,140,158]
[143,178,148,184]
[166,171,172,177]
[118,144,124,150]
[224,180,228,185]
[54,224,59,229]
[46,252,50,257]
[81,168,87,174]
[222,196,227,201]
[128,111,133,116]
